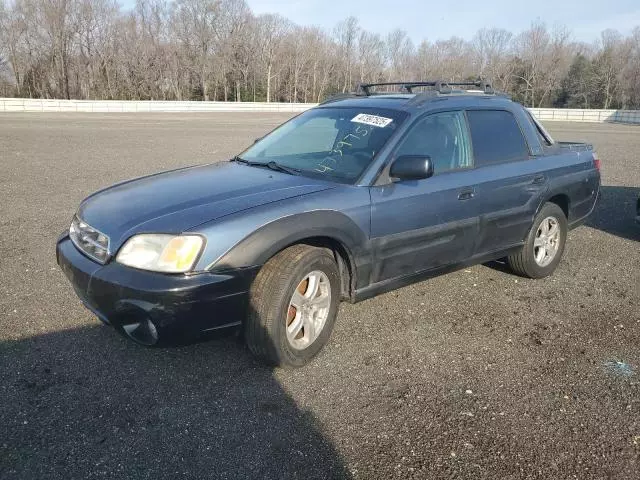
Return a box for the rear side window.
[466,110,530,165]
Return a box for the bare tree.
[255,13,289,102]
[472,28,513,88]
[513,21,551,107]
[172,0,222,100]
[357,30,385,83]
[216,0,252,101]
[591,29,627,108]
[0,0,22,94]
[333,16,359,92]
[537,25,573,107]
[1,1,639,108]
[620,27,640,108]
[385,29,414,83]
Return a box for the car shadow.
[0,323,351,479]
[586,185,639,242]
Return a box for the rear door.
[465,109,548,254]
[369,110,480,284]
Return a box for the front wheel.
[507,202,568,279]
[245,244,341,367]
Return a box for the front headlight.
[116,234,204,273]
[70,216,110,264]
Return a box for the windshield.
[238,107,407,183]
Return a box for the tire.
[245,244,341,367]
[507,202,568,279]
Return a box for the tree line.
[1,0,639,108]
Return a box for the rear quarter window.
[526,111,554,147]
[466,110,530,166]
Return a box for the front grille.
[69,216,110,264]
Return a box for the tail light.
[592,152,601,171]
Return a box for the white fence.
[0,97,314,113]
[529,108,640,124]
[1,98,640,124]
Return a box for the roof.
[318,92,515,113]
[318,94,415,110]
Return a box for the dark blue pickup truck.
[57,81,600,367]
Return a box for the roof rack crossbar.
[359,80,494,96]
[441,81,494,94]
[358,82,428,95]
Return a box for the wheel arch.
[278,236,355,301]
[533,192,570,225]
[546,193,570,220]
[209,211,367,301]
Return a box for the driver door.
[369,111,480,283]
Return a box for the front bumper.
[56,235,256,344]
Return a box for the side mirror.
[389,155,434,181]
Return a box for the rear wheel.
[245,244,341,367]
[507,202,567,279]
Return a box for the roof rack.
[358,80,495,96]
[319,80,507,106]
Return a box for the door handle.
[458,188,475,201]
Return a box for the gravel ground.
[0,113,638,479]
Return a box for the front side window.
[466,110,530,165]
[395,111,473,174]
[239,107,407,183]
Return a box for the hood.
[77,161,335,250]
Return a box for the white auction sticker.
[351,113,393,128]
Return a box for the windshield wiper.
[231,157,300,176]
[264,161,301,176]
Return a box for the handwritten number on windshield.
[331,125,371,157]
[316,123,373,174]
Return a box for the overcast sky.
[121,0,640,43]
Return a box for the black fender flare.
[210,210,369,278]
